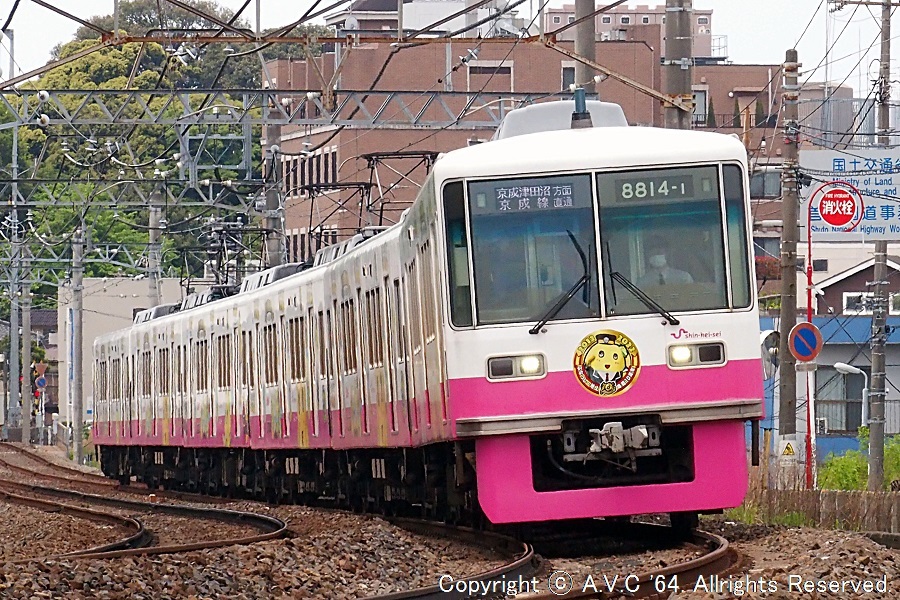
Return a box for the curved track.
[524,523,736,599]
[374,519,539,600]
[0,444,736,598]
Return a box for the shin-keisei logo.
[573,329,640,396]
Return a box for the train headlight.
[668,345,693,365]
[666,343,725,368]
[519,355,543,375]
[487,354,546,380]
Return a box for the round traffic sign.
[819,188,857,227]
[35,376,47,389]
[788,322,823,362]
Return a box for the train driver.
[636,235,694,287]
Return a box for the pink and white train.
[93,102,765,524]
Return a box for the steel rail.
[0,441,116,485]
[371,518,540,600]
[0,484,152,559]
[0,477,288,559]
[524,524,735,599]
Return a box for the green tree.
[706,97,716,128]
[732,97,741,128]
[61,0,333,89]
[755,99,766,127]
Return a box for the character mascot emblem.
[573,330,640,396]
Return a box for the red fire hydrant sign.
[818,188,857,227]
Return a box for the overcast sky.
[0,0,889,96]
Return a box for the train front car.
[437,126,763,524]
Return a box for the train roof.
[132,302,180,325]
[492,100,628,139]
[434,126,748,181]
[239,262,308,294]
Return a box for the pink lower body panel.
[475,420,747,523]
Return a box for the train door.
[128,352,136,438]
[236,328,248,440]
[315,310,331,438]
[249,329,261,439]
[277,316,288,438]
[308,307,320,438]
[338,296,361,438]
[395,276,415,436]
[174,343,183,441]
[381,279,399,435]
[168,341,176,442]
[406,259,427,435]
[328,305,343,437]
[188,338,195,438]
[420,237,446,427]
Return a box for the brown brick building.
[264,37,781,263]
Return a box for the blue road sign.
[789,322,823,362]
[35,376,47,389]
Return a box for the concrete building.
[325,0,529,38]
[543,3,718,59]
[56,278,185,427]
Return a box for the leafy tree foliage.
[0,0,334,316]
[59,0,333,89]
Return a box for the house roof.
[348,0,407,11]
[814,255,900,290]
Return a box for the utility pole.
[7,29,19,439]
[20,264,30,447]
[72,227,84,464]
[778,49,800,438]
[868,0,891,491]
[663,0,693,129]
[264,147,284,268]
[148,190,163,307]
[8,213,19,437]
[574,0,596,95]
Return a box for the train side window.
[724,165,752,308]
[443,181,473,327]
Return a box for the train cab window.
[724,165,752,308]
[443,181,473,327]
[597,165,728,315]
[466,174,598,325]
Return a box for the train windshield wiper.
[609,271,680,326]
[530,231,590,335]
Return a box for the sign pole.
[779,49,800,442]
[806,202,815,490]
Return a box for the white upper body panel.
[437,127,748,182]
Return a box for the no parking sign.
[788,322,823,363]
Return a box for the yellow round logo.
[573,329,640,396]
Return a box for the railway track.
[0,444,738,599]
[0,476,288,559]
[523,524,738,599]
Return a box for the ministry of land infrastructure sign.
[800,149,900,241]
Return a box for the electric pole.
[72,227,84,464]
[6,29,19,439]
[663,0,693,129]
[779,49,800,438]
[264,147,284,269]
[8,212,19,437]
[20,263,30,447]
[868,0,891,491]
[148,190,163,307]
[574,0,596,95]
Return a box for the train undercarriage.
[98,418,714,530]
[98,441,483,523]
